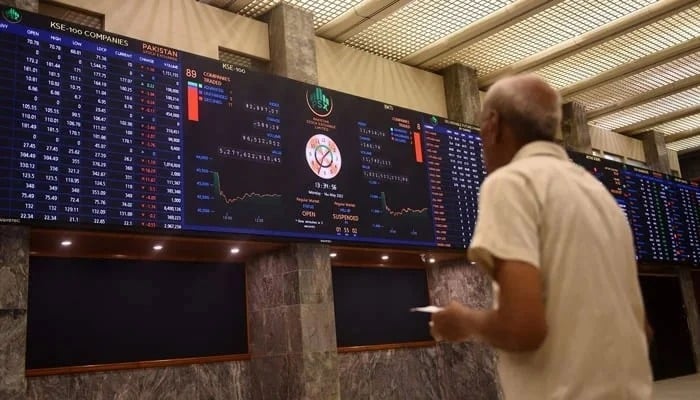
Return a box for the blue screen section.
[0,7,697,262]
[569,152,700,266]
[0,7,484,249]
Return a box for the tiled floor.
[654,374,700,400]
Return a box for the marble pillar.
[641,130,671,174]
[246,244,339,400]
[254,6,336,398]
[679,267,700,372]
[427,261,501,400]
[436,62,501,399]
[264,3,318,84]
[442,64,481,126]
[0,225,29,400]
[0,0,38,12]
[1,310,26,400]
[561,101,593,154]
[338,347,442,400]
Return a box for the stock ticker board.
[0,8,485,249]
[1,7,697,264]
[569,152,700,266]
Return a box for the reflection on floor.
[654,374,700,400]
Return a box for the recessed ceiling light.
[230,247,240,254]
[329,252,337,258]
[381,255,389,261]
[428,257,436,264]
[153,244,163,251]
[60,240,72,247]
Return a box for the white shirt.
[468,141,653,400]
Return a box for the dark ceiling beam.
[316,0,411,41]
[196,0,239,9]
[479,0,698,88]
[665,127,700,143]
[616,105,700,135]
[399,0,558,67]
[587,75,700,119]
[560,39,700,98]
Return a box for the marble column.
[246,244,339,400]
[253,6,337,399]
[561,101,593,154]
[427,261,502,400]
[679,267,700,372]
[0,225,30,400]
[441,64,481,126]
[641,130,671,174]
[263,3,318,85]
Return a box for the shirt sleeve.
[468,170,541,273]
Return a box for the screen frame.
[331,263,436,353]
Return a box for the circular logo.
[3,7,22,23]
[306,87,333,118]
[306,134,341,179]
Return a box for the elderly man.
[430,74,652,399]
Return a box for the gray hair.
[483,73,562,142]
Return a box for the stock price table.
[623,168,690,263]
[423,118,485,248]
[0,8,487,250]
[570,151,700,266]
[0,12,183,229]
[1,8,696,259]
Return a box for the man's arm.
[431,258,547,352]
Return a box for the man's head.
[479,73,562,173]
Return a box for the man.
[430,74,652,399]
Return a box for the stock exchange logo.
[306,87,333,118]
[3,7,22,23]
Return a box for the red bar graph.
[413,132,423,163]
[187,82,199,121]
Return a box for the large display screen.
[569,151,700,266]
[0,8,484,249]
[0,8,696,263]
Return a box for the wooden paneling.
[30,229,466,267]
[26,354,250,377]
[338,341,435,353]
[30,228,285,263]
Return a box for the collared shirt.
[469,141,653,400]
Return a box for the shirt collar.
[511,141,568,163]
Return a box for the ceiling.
[199,0,700,156]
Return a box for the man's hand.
[430,258,547,351]
[430,300,477,342]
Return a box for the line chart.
[380,191,428,217]
[212,172,281,205]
